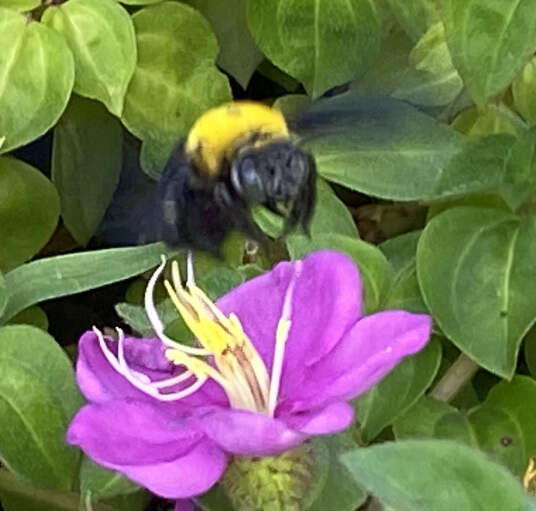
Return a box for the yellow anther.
[524,456,536,494]
[164,280,230,354]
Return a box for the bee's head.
[229,140,316,234]
[230,141,311,203]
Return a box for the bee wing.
[286,91,414,143]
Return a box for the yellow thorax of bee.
[185,101,290,176]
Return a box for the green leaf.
[432,134,516,199]
[51,96,122,245]
[122,1,231,177]
[0,325,83,489]
[513,55,536,124]
[394,396,479,446]
[115,0,161,4]
[0,242,173,323]
[392,22,463,107]
[42,0,135,116]
[380,231,428,313]
[0,468,120,511]
[309,433,367,511]
[0,8,74,153]
[341,439,527,511]
[0,157,60,272]
[452,104,527,138]
[80,457,139,500]
[8,305,49,330]
[356,338,442,442]
[298,94,463,200]
[444,0,536,105]
[523,325,536,377]
[246,0,380,98]
[417,207,536,378]
[384,0,441,40]
[287,233,393,314]
[185,0,262,88]
[0,0,40,11]
[469,376,536,475]
[0,271,6,318]
[502,126,536,210]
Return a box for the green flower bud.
[221,441,329,511]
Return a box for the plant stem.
[429,353,479,402]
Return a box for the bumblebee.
[154,102,316,253]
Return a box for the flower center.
[96,255,298,417]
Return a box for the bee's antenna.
[186,250,195,287]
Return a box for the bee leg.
[283,153,317,236]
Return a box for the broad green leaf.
[469,376,536,475]
[309,433,366,511]
[352,28,414,98]
[417,207,536,378]
[186,0,263,88]
[122,1,231,177]
[8,305,48,330]
[246,0,380,98]
[524,325,536,377]
[384,0,441,40]
[380,230,421,274]
[0,0,39,11]
[394,396,479,446]
[0,242,172,323]
[198,266,244,301]
[287,233,393,313]
[380,231,427,313]
[444,0,536,105]
[452,104,527,137]
[51,96,122,245]
[392,22,462,107]
[341,440,527,511]
[0,8,74,153]
[502,126,536,210]
[80,457,139,500]
[513,55,536,124]
[432,134,516,199]
[42,0,136,116]
[296,94,463,200]
[0,157,60,272]
[0,468,119,511]
[0,271,6,318]
[356,338,442,442]
[0,326,82,489]
[115,0,161,4]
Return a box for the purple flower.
[67,251,431,500]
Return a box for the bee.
[99,90,373,254]
[155,101,317,253]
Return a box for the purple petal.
[174,500,195,511]
[283,401,354,435]
[281,311,432,412]
[199,408,306,456]
[102,439,227,499]
[218,251,361,392]
[77,331,173,403]
[67,400,203,465]
[76,330,227,407]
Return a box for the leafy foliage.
[2,0,536,509]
